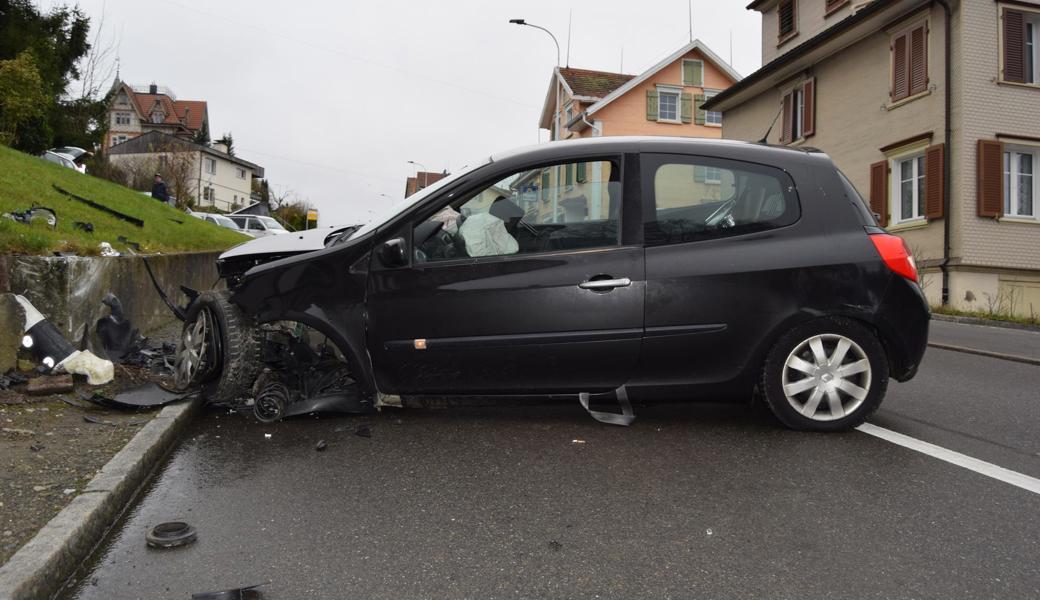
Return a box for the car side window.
[645,156,799,246]
[413,159,621,263]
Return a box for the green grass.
[931,305,1040,328]
[0,144,249,255]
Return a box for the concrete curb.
[927,342,1040,367]
[0,396,203,600]
[931,313,1040,332]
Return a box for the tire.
[175,290,261,404]
[761,317,889,431]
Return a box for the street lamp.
[510,19,563,142]
[508,19,560,67]
[407,160,428,189]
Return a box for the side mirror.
[379,237,408,268]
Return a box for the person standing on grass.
[151,174,170,204]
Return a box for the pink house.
[538,40,741,140]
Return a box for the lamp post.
[509,19,563,142]
[407,160,428,191]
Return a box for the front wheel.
[761,317,889,431]
[174,290,261,404]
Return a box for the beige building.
[104,80,209,152]
[705,0,1040,317]
[107,131,264,212]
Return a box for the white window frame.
[113,134,128,145]
[236,167,247,180]
[657,86,682,123]
[703,89,722,126]
[1004,145,1037,219]
[1027,16,1040,84]
[682,59,704,86]
[204,157,217,175]
[792,87,804,140]
[889,148,927,224]
[114,112,131,126]
[704,166,722,184]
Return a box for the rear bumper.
[874,276,930,381]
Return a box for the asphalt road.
[58,321,1040,600]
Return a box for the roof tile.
[559,68,636,99]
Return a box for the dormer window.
[778,0,797,44]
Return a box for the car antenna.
[757,106,783,144]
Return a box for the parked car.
[39,150,85,173]
[174,137,929,431]
[196,212,244,232]
[226,215,290,237]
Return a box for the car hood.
[220,226,350,260]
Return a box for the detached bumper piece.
[579,386,635,426]
[14,294,113,385]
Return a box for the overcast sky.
[42,0,762,226]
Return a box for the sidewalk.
[929,319,1040,362]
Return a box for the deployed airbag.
[459,212,518,257]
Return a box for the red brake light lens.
[869,233,918,283]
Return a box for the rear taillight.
[869,233,918,282]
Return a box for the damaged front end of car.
[169,223,375,422]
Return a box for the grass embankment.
[0,144,248,255]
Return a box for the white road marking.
[857,423,1040,496]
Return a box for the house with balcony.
[104,80,209,151]
[703,0,1040,317]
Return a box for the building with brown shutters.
[104,80,209,151]
[405,171,449,198]
[704,0,1040,317]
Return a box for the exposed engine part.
[252,372,289,423]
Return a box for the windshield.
[348,159,490,240]
[214,215,239,229]
[257,216,287,230]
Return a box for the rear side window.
[644,156,800,245]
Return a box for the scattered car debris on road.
[355,423,372,438]
[73,220,94,233]
[116,235,142,252]
[95,293,143,361]
[0,372,27,390]
[98,242,120,256]
[145,521,197,549]
[315,439,327,451]
[13,294,113,385]
[83,382,186,410]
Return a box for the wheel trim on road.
[174,308,211,389]
[781,333,872,422]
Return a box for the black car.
[175,137,929,431]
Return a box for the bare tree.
[73,4,119,101]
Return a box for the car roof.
[489,136,829,169]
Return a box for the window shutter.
[870,160,889,227]
[924,143,945,219]
[682,61,694,86]
[1003,9,1027,83]
[909,25,928,95]
[646,90,659,121]
[892,33,909,101]
[780,92,793,143]
[576,161,587,183]
[689,61,703,86]
[565,162,574,185]
[801,79,815,137]
[690,93,707,124]
[541,170,550,202]
[976,139,1004,218]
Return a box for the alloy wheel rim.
[781,333,872,422]
[174,308,211,389]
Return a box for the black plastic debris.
[191,584,265,599]
[53,184,144,227]
[315,439,328,452]
[85,382,186,410]
[73,221,94,233]
[2,205,57,229]
[145,521,197,548]
[116,235,141,252]
[95,293,141,361]
[0,372,27,390]
[355,423,372,438]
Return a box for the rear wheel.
[761,317,888,431]
[174,290,261,404]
